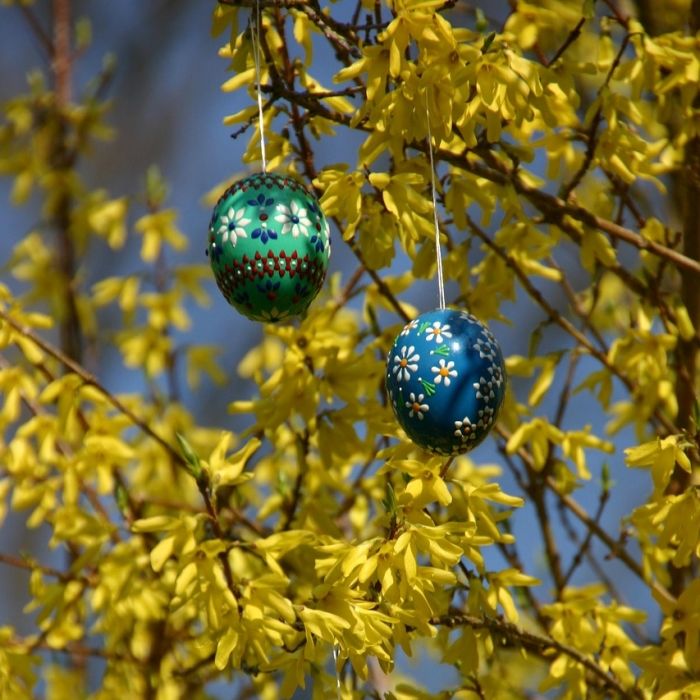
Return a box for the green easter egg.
[207,173,331,322]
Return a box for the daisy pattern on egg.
[431,359,457,386]
[405,392,429,420]
[454,416,477,442]
[392,345,420,382]
[217,207,251,247]
[275,201,311,237]
[425,321,452,343]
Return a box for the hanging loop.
[425,94,445,310]
[250,0,267,172]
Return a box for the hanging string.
[332,645,341,700]
[425,95,446,310]
[251,0,267,172]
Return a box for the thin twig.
[547,17,586,66]
[0,308,183,464]
[433,612,643,699]
[264,75,700,277]
[52,0,72,106]
[18,5,54,57]
[0,551,93,585]
[560,486,610,588]
[561,33,633,199]
[280,430,309,530]
[495,425,676,606]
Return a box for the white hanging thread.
[332,644,341,700]
[425,96,446,310]
[251,0,267,173]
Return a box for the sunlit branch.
[495,424,676,605]
[547,16,586,66]
[262,67,700,278]
[433,612,643,700]
[0,551,93,585]
[560,33,633,200]
[0,308,259,578]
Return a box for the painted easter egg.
[207,172,330,322]
[385,308,506,455]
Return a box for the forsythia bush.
[1,1,699,698]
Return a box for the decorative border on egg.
[213,249,326,301]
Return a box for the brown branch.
[0,551,93,585]
[560,484,610,589]
[496,424,676,605]
[52,0,72,106]
[280,430,309,530]
[531,480,566,594]
[48,0,84,373]
[560,33,633,199]
[554,494,628,611]
[603,170,646,228]
[546,474,674,605]
[459,153,700,277]
[18,5,54,57]
[333,263,366,310]
[295,2,360,59]
[0,308,183,465]
[601,0,630,28]
[549,261,610,353]
[547,17,586,66]
[355,248,411,322]
[432,612,643,699]
[267,77,700,277]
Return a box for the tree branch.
[18,5,54,58]
[495,424,676,605]
[457,154,700,277]
[0,308,184,464]
[465,214,677,438]
[547,16,586,66]
[432,612,643,699]
[263,75,700,277]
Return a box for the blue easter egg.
[385,308,506,455]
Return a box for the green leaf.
[382,482,397,515]
[475,8,488,33]
[114,482,129,516]
[145,165,169,208]
[528,322,546,357]
[75,17,92,51]
[583,0,596,20]
[600,462,613,494]
[175,432,202,480]
[481,32,496,53]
